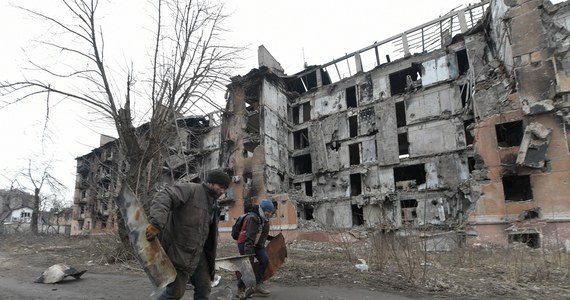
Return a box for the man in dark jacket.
[145,169,231,300]
[236,199,275,298]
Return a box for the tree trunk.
[31,187,40,235]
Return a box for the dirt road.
[0,255,432,300]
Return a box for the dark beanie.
[206,169,230,188]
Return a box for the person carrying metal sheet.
[145,169,231,300]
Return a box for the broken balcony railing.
[294,0,489,90]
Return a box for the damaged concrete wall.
[464,0,570,248]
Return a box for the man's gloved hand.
[145,224,160,241]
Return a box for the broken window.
[294,181,313,196]
[398,132,409,158]
[351,204,364,226]
[350,173,362,196]
[246,111,260,135]
[389,64,422,95]
[464,119,475,146]
[502,174,533,201]
[456,49,469,75]
[400,199,418,224]
[298,204,314,220]
[349,115,358,137]
[293,129,310,149]
[302,102,311,122]
[304,181,313,196]
[508,233,540,248]
[293,154,312,174]
[467,156,476,173]
[292,106,300,124]
[495,120,523,147]
[292,102,312,125]
[460,84,470,107]
[520,208,540,220]
[395,101,406,128]
[346,86,358,108]
[349,143,361,165]
[394,164,426,190]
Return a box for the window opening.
[389,64,422,95]
[495,120,523,147]
[293,154,312,174]
[394,164,426,190]
[396,101,406,128]
[508,233,539,248]
[302,102,311,122]
[502,174,533,201]
[293,128,310,149]
[304,205,314,220]
[398,132,409,157]
[456,49,469,75]
[305,181,313,196]
[346,86,357,108]
[292,106,300,124]
[351,204,364,226]
[400,199,418,224]
[464,119,475,146]
[350,173,362,196]
[349,115,358,137]
[460,84,470,107]
[467,157,475,173]
[349,143,361,165]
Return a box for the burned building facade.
[219,0,570,248]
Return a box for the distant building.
[70,114,222,235]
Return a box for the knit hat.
[206,169,230,188]
[259,199,275,212]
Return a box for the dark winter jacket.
[237,205,270,254]
[148,182,219,279]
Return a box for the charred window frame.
[502,174,533,202]
[495,120,523,147]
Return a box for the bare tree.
[19,159,67,235]
[1,0,242,211]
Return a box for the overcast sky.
[0,0,480,203]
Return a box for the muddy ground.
[0,233,569,300]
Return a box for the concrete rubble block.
[516,122,553,168]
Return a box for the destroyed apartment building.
[71,0,570,249]
[70,113,222,235]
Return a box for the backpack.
[231,213,250,240]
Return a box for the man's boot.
[254,283,270,295]
[236,287,246,299]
